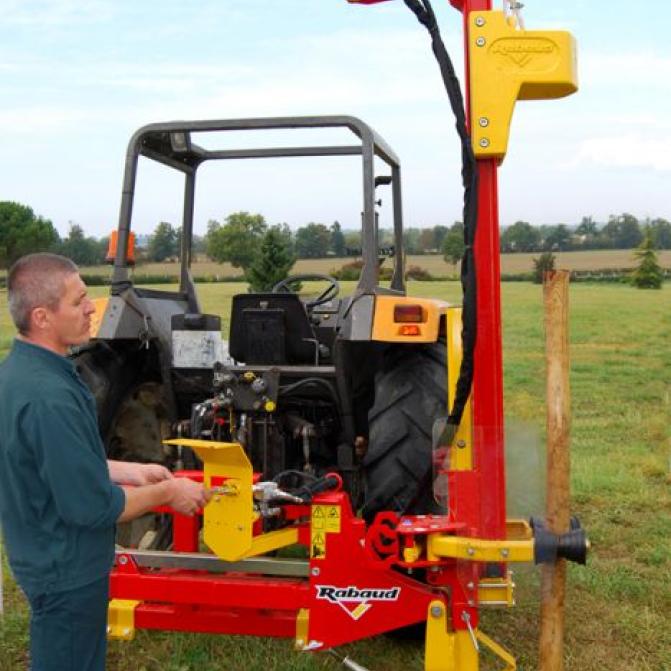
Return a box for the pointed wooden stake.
[539,270,571,671]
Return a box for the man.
[0,253,211,671]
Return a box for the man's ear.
[31,306,50,332]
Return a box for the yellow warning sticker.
[311,531,326,559]
[312,505,341,533]
[310,505,342,557]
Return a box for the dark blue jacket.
[0,339,125,595]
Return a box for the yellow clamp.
[163,438,297,561]
[469,10,578,161]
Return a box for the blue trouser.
[26,577,109,671]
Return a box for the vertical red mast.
[453,0,506,540]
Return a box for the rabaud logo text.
[316,585,401,603]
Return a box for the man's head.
[8,253,95,353]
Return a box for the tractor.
[74,115,451,545]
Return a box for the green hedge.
[76,273,247,287]
[0,268,667,290]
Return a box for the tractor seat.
[228,293,318,365]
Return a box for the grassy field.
[1,280,670,670]
[71,248,671,280]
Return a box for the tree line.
[499,215,671,254]
[135,212,671,264]
[0,202,108,268]
[1,201,669,271]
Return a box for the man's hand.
[137,463,174,485]
[108,460,173,486]
[117,475,211,522]
[164,477,211,516]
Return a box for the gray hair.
[8,253,79,335]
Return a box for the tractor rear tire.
[362,341,446,522]
[73,344,173,548]
[73,343,169,464]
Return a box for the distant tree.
[0,201,60,268]
[432,224,450,251]
[59,223,103,266]
[192,234,207,256]
[245,224,296,292]
[295,222,330,259]
[148,221,178,262]
[574,215,601,249]
[631,228,663,289]
[97,236,110,263]
[344,230,362,255]
[206,212,267,268]
[576,215,598,237]
[649,217,671,250]
[442,222,465,266]
[500,221,540,253]
[330,221,347,257]
[602,213,643,249]
[532,251,556,284]
[377,227,394,248]
[542,224,572,251]
[418,228,435,254]
[403,228,422,255]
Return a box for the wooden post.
[539,270,571,671]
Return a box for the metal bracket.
[425,600,479,671]
[427,534,535,563]
[295,608,310,650]
[107,599,141,640]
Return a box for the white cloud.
[574,134,671,171]
[0,107,89,130]
[580,49,671,89]
[2,0,115,26]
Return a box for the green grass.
[1,281,670,670]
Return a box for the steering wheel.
[272,273,340,309]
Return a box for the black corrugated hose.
[403,0,478,438]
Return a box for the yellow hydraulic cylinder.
[469,10,578,161]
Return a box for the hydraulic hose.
[403,0,478,437]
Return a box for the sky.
[1,0,669,238]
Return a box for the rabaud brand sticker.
[315,585,401,620]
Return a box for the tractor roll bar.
[113,115,405,296]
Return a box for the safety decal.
[312,505,341,532]
[311,532,326,559]
[310,505,342,558]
